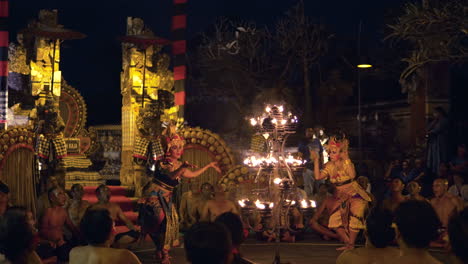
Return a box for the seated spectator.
[357,176,376,209]
[0,207,42,264]
[398,160,414,185]
[336,209,399,264]
[312,183,329,209]
[202,185,239,222]
[382,178,408,213]
[215,212,251,264]
[69,209,141,264]
[448,172,468,203]
[179,182,198,230]
[191,183,215,223]
[450,144,467,173]
[37,187,78,262]
[185,222,233,264]
[384,159,401,181]
[36,176,60,220]
[0,181,10,217]
[438,162,451,185]
[384,159,402,197]
[407,181,427,202]
[310,185,340,241]
[430,178,463,229]
[89,184,139,246]
[448,207,468,264]
[408,158,426,183]
[67,184,90,227]
[394,200,442,264]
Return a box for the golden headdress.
[162,122,185,153]
[325,135,349,158]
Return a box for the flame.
[273,178,282,185]
[238,199,246,207]
[269,202,274,208]
[310,200,317,208]
[250,118,257,126]
[300,199,308,208]
[255,199,265,209]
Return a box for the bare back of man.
[91,202,120,221]
[90,202,139,247]
[70,245,141,264]
[203,199,238,222]
[382,195,408,213]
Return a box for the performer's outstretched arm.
[183,162,221,178]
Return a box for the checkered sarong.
[133,136,165,161]
[36,135,67,159]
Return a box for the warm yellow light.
[357,64,372,68]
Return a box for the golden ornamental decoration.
[0,127,35,163]
[180,127,236,173]
[218,165,252,192]
[59,80,87,138]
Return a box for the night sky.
[9,0,411,125]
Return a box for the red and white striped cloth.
[171,0,187,120]
[0,0,8,128]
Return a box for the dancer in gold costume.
[138,124,220,264]
[311,135,370,250]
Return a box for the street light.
[357,63,372,68]
[356,20,373,170]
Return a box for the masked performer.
[311,135,370,250]
[138,124,221,264]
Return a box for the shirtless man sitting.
[37,187,78,263]
[431,178,463,228]
[407,181,427,202]
[430,178,463,247]
[89,184,139,246]
[202,185,239,222]
[179,183,197,230]
[67,184,90,228]
[310,185,340,241]
[382,178,408,213]
[191,183,214,223]
[357,176,376,210]
[37,176,60,220]
[69,209,141,264]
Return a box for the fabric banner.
[0,0,8,126]
[172,0,186,119]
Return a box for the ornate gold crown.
[325,136,349,153]
[163,123,185,151]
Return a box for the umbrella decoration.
[21,26,86,95]
[120,34,170,107]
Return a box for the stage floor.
[132,235,453,264]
